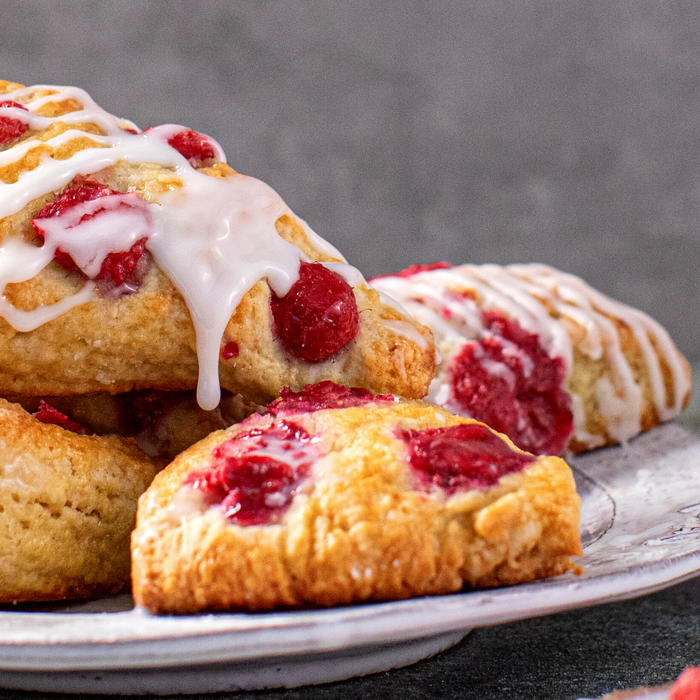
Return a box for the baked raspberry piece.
[269,381,393,415]
[220,341,240,360]
[33,400,93,435]
[166,128,217,164]
[669,667,700,700]
[95,238,147,288]
[401,422,535,493]
[270,262,360,363]
[32,180,149,287]
[0,100,29,146]
[183,420,318,525]
[449,311,573,456]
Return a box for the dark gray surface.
[0,576,698,699]
[2,0,700,357]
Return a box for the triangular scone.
[131,383,582,613]
[0,398,156,602]
[372,263,691,454]
[0,81,434,407]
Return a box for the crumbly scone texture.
[0,80,435,402]
[0,398,157,602]
[132,400,582,613]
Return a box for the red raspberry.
[95,238,147,287]
[371,261,451,280]
[183,420,316,526]
[449,311,573,455]
[166,129,217,163]
[33,400,93,436]
[32,180,148,287]
[400,423,535,493]
[269,381,393,414]
[0,100,29,146]
[220,341,240,360]
[270,262,360,363]
[669,667,700,700]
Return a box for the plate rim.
[1,423,700,673]
[0,549,698,671]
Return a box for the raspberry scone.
[371,263,691,455]
[0,80,434,408]
[131,382,582,613]
[0,398,157,602]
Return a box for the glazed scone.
[131,382,582,613]
[0,81,434,408]
[0,398,157,602]
[371,263,691,455]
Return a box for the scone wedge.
[0,398,157,602]
[372,263,691,454]
[132,383,582,613]
[0,80,434,408]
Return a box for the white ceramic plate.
[2,423,700,695]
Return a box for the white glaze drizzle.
[373,264,689,447]
[514,264,688,424]
[0,83,389,410]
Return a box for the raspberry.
[669,667,700,700]
[449,311,573,455]
[166,129,217,163]
[32,180,148,287]
[33,400,93,435]
[0,100,29,146]
[220,341,240,360]
[183,420,317,526]
[269,381,393,414]
[95,238,147,287]
[33,180,114,221]
[270,262,359,363]
[400,423,535,493]
[371,261,451,280]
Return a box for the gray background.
[3,0,700,359]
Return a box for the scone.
[11,389,262,461]
[371,263,691,454]
[0,81,434,408]
[131,382,582,613]
[0,398,157,602]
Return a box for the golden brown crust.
[131,400,581,613]
[0,399,157,602]
[0,251,435,401]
